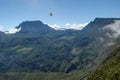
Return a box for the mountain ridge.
[0,18,120,80]
[1,17,120,34]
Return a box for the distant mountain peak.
[16,20,50,30]
[16,20,55,34]
[82,18,120,31]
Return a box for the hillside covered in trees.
[87,45,120,80]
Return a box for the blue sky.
[0,0,120,31]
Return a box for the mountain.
[16,20,55,34]
[0,18,120,80]
[87,45,120,80]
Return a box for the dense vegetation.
[87,46,120,80]
[0,45,120,80]
[0,70,87,80]
[0,31,96,73]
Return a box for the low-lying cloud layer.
[65,23,89,30]
[103,20,120,47]
[48,24,61,30]
[5,28,21,34]
[49,22,89,30]
[103,20,120,38]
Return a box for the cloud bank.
[65,22,89,30]
[48,24,61,30]
[103,20,120,38]
[49,22,89,30]
[5,27,21,34]
[103,20,120,47]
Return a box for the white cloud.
[48,22,89,30]
[5,27,21,34]
[103,20,120,47]
[48,24,61,30]
[103,20,120,38]
[104,42,115,47]
[65,23,70,27]
[65,22,89,30]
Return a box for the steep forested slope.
[87,45,120,80]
